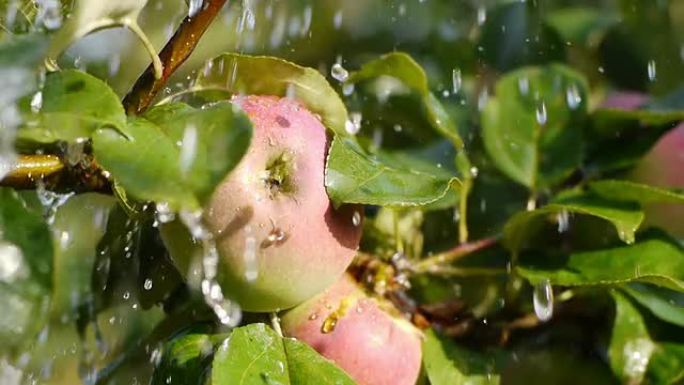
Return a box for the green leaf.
[504,192,643,252]
[211,323,356,385]
[422,329,500,385]
[21,70,126,143]
[545,7,618,45]
[481,64,588,189]
[325,137,460,207]
[346,52,464,149]
[143,101,253,204]
[589,180,684,205]
[608,291,655,384]
[621,284,684,328]
[647,343,684,385]
[0,188,53,352]
[46,0,162,78]
[195,53,349,137]
[518,231,684,292]
[93,117,199,210]
[282,337,356,385]
[151,333,216,385]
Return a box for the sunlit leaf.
[212,323,355,385]
[20,70,126,143]
[422,329,501,385]
[151,333,217,385]
[481,64,588,189]
[346,52,464,149]
[46,0,162,78]
[504,192,643,252]
[518,231,684,292]
[195,53,349,137]
[622,284,684,328]
[589,180,684,205]
[608,291,654,384]
[325,137,460,207]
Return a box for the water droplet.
[0,241,25,283]
[451,68,462,94]
[123,291,130,300]
[179,124,198,176]
[533,279,553,322]
[342,83,355,96]
[308,313,318,320]
[143,279,153,291]
[331,63,349,82]
[321,298,352,333]
[535,102,547,125]
[518,77,529,95]
[623,338,655,381]
[30,91,42,113]
[243,235,258,282]
[564,84,581,110]
[476,6,487,25]
[188,0,203,18]
[155,202,175,224]
[647,60,657,82]
[345,112,362,135]
[352,211,362,227]
[470,166,479,178]
[557,209,570,233]
[333,10,343,29]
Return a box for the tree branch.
[122,0,229,115]
[410,236,500,274]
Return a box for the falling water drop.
[535,102,547,125]
[451,68,462,94]
[179,124,198,176]
[647,60,657,82]
[533,279,554,322]
[188,0,203,18]
[333,10,343,29]
[557,209,570,233]
[331,63,349,82]
[352,210,362,226]
[518,77,529,95]
[30,92,42,113]
[345,112,362,135]
[243,235,258,282]
[143,279,153,291]
[565,84,582,110]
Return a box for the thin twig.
[410,236,499,274]
[0,153,110,192]
[122,0,229,115]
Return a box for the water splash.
[533,279,554,322]
[622,338,655,381]
[188,0,204,18]
[34,0,62,30]
[331,63,349,82]
[180,210,242,327]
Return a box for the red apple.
[201,95,363,312]
[632,122,684,238]
[281,274,423,385]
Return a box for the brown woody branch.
[122,0,229,115]
[1,0,229,191]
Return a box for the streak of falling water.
[179,124,198,177]
[243,226,258,282]
[188,0,204,18]
[565,84,582,110]
[452,68,462,94]
[535,102,547,126]
[180,210,242,327]
[533,279,554,322]
[557,209,570,233]
[647,60,657,82]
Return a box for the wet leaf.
[608,291,654,384]
[481,64,588,189]
[518,231,684,292]
[346,52,464,149]
[46,0,161,78]
[504,192,643,253]
[21,70,126,143]
[143,101,253,204]
[325,137,460,207]
[621,284,684,328]
[93,117,199,210]
[211,323,355,385]
[589,180,684,205]
[422,329,501,385]
[195,53,349,137]
[151,333,217,385]
[0,188,53,352]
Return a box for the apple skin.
[281,274,423,385]
[201,95,363,312]
[632,122,684,238]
